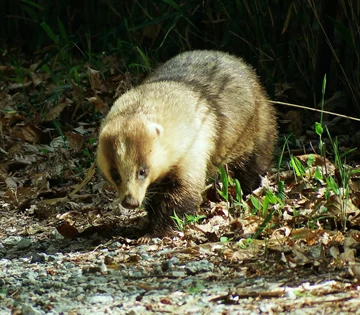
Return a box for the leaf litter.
[1,53,360,313]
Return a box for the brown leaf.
[1,111,25,130]
[349,263,360,277]
[284,110,302,136]
[30,72,43,87]
[5,177,17,189]
[0,65,15,74]
[87,66,102,90]
[11,123,43,143]
[297,154,336,177]
[143,24,161,42]
[87,96,109,114]
[71,80,86,107]
[326,194,359,220]
[44,100,71,121]
[8,81,32,90]
[350,175,360,193]
[297,154,334,168]
[56,221,79,239]
[64,132,85,152]
[305,230,324,246]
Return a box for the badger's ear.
[147,122,163,136]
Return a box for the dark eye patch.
[138,165,148,179]
[110,168,121,185]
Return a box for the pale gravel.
[1,231,360,315]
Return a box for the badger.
[97,50,277,236]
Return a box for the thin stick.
[270,100,360,122]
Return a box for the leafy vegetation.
[171,211,206,231]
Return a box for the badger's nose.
[121,195,140,209]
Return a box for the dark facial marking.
[110,168,121,185]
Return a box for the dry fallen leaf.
[64,132,85,152]
[87,66,102,90]
[44,99,71,121]
[56,221,79,239]
[87,96,109,114]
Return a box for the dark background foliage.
[1,0,359,117]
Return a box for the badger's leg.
[230,156,262,195]
[230,149,273,196]
[144,159,207,236]
[144,181,201,235]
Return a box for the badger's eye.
[138,166,148,179]
[110,168,121,185]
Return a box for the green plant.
[311,74,360,228]
[74,161,85,177]
[52,120,68,148]
[289,155,307,181]
[251,191,284,239]
[315,74,327,158]
[220,236,232,243]
[170,211,206,231]
[186,281,205,295]
[325,132,359,227]
[40,20,71,64]
[217,165,229,202]
[81,138,96,164]
[250,195,262,214]
[237,238,253,249]
[251,190,284,218]
[252,208,276,240]
[127,47,153,73]
[276,134,293,201]
[217,165,243,207]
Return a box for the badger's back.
[146,50,276,171]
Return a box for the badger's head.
[97,116,166,209]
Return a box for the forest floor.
[1,53,360,314]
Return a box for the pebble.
[22,304,42,315]
[85,294,114,304]
[185,260,214,274]
[16,237,32,250]
[2,235,22,246]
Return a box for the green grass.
[217,165,243,208]
[171,211,206,231]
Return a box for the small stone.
[2,236,22,246]
[85,294,114,304]
[100,262,108,273]
[169,271,187,278]
[0,243,6,257]
[63,262,75,269]
[185,260,214,275]
[21,304,42,315]
[169,257,179,265]
[30,253,46,264]
[16,238,32,250]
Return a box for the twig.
[270,100,360,122]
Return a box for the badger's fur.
[97,50,277,236]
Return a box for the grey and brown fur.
[97,50,277,236]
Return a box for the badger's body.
[97,50,277,235]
